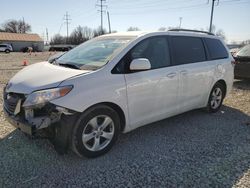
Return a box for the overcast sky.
[1,0,250,43]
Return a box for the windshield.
[237,44,250,57]
[57,37,134,70]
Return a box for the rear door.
[170,36,211,112]
[123,36,179,128]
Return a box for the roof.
[101,31,148,38]
[0,32,43,42]
[101,30,219,39]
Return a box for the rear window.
[205,38,228,60]
[171,36,206,65]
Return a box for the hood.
[6,62,90,94]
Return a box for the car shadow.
[0,105,250,187]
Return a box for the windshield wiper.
[58,63,81,70]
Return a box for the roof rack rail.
[168,29,214,36]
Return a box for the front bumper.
[4,108,34,135]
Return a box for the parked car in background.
[49,45,73,52]
[3,30,234,158]
[0,43,13,53]
[234,44,250,79]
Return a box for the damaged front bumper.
[4,108,34,135]
[3,91,74,136]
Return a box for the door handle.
[166,72,177,78]
[180,70,188,75]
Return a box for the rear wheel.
[207,82,225,113]
[72,105,120,158]
[5,49,10,53]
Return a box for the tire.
[50,114,78,155]
[5,49,10,53]
[207,82,225,113]
[72,105,120,158]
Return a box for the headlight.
[23,85,73,108]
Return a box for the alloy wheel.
[82,115,114,151]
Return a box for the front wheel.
[72,105,120,158]
[207,83,225,113]
[5,49,10,53]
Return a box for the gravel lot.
[0,53,250,187]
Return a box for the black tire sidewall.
[72,105,120,158]
[207,83,225,113]
[5,49,10,53]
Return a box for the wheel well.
[86,102,126,132]
[217,79,227,97]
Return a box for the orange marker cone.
[22,59,28,66]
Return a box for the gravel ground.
[0,53,250,187]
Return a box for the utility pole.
[107,11,111,33]
[22,17,25,33]
[64,12,71,43]
[209,0,219,33]
[179,17,182,29]
[46,28,49,45]
[96,0,107,34]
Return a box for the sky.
[0,0,250,43]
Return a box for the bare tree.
[93,26,107,37]
[69,26,95,45]
[158,27,167,31]
[127,27,140,31]
[206,25,226,41]
[82,26,94,40]
[69,26,86,45]
[50,34,66,45]
[241,39,250,46]
[1,19,31,33]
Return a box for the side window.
[0,45,5,48]
[171,36,206,65]
[129,37,171,70]
[205,38,228,60]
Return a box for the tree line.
[0,19,31,33]
[50,26,109,45]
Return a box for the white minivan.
[4,29,234,157]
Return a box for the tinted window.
[171,36,206,65]
[0,45,6,47]
[130,37,170,69]
[205,38,228,60]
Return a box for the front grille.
[3,90,25,115]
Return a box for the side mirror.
[130,58,151,71]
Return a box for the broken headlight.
[23,85,73,108]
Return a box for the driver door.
[124,36,180,129]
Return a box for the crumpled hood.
[6,62,90,94]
